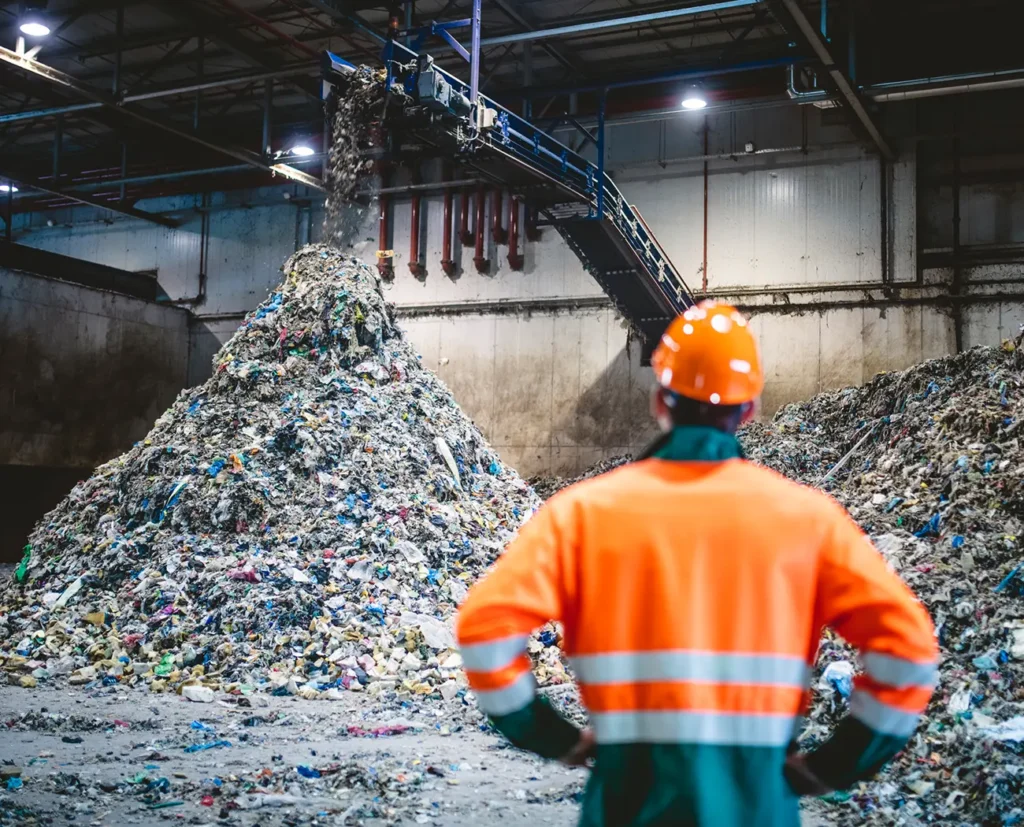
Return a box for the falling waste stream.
[0,61,1022,827]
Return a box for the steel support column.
[952,135,963,352]
[119,142,128,202]
[194,36,204,132]
[522,42,533,117]
[596,92,606,220]
[4,181,11,242]
[470,0,482,104]
[263,80,273,157]
[52,116,63,183]
[769,0,894,161]
[113,1,124,96]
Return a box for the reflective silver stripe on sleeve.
[589,711,797,747]
[460,635,528,673]
[569,650,810,688]
[861,652,938,689]
[473,671,537,717]
[849,690,921,738]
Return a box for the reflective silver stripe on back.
[460,635,528,673]
[570,650,810,687]
[473,671,537,717]
[849,690,921,738]
[861,652,938,689]
[589,710,797,747]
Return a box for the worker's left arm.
[794,499,939,794]
[455,497,583,761]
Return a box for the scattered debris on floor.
[0,245,539,709]
[744,339,1024,826]
[528,456,632,500]
[0,687,583,826]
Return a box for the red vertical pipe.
[702,118,709,294]
[459,190,472,245]
[377,194,393,279]
[408,193,423,276]
[441,188,455,276]
[491,188,507,244]
[507,196,523,271]
[473,186,489,273]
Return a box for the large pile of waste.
[529,456,631,500]
[743,341,1024,826]
[0,245,538,703]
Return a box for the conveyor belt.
[324,45,694,342]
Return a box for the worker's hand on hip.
[559,727,596,768]
[783,753,833,797]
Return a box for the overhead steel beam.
[768,0,895,161]
[0,46,325,192]
[0,168,182,227]
[0,67,316,124]
[155,0,319,102]
[303,0,387,43]
[490,0,580,74]
[518,55,800,97]
[479,0,759,46]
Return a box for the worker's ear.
[650,387,673,432]
[739,400,758,425]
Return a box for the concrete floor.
[0,685,584,826]
[0,683,834,826]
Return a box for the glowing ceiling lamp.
[681,85,708,111]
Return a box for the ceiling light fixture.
[19,1,51,38]
[290,145,316,157]
[20,19,50,37]
[0,184,19,193]
[681,85,708,111]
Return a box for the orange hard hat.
[651,301,763,405]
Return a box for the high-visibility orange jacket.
[456,426,938,827]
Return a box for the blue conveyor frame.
[324,44,695,340]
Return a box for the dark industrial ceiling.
[0,0,1021,220]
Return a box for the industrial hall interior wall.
[7,93,1024,493]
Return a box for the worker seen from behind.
[456,301,938,826]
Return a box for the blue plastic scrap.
[183,740,231,753]
[914,513,941,538]
[994,565,1021,593]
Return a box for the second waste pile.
[0,244,538,704]
[743,341,1024,826]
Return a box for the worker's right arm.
[455,496,583,761]
[801,501,939,792]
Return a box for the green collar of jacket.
[643,425,744,462]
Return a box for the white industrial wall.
[12,103,1023,475]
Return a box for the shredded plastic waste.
[0,244,538,707]
[529,456,632,500]
[743,338,1024,826]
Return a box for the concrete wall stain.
[1,326,187,468]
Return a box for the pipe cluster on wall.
[375,180,537,278]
